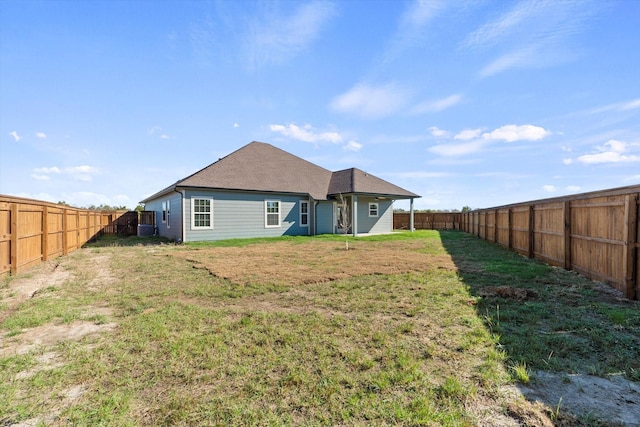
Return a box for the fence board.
[0,195,131,277]
[461,185,640,300]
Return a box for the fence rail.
[460,185,640,300]
[0,195,131,276]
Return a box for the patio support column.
[410,198,415,232]
[352,195,358,237]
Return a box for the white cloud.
[10,131,21,142]
[330,83,410,119]
[269,123,342,144]
[34,166,61,174]
[245,1,337,69]
[428,126,449,138]
[385,171,452,179]
[576,139,640,164]
[32,165,99,181]
[466,1,595,77]
[382,0,444,63]
[542,185,556,193]
[343,140,363,152]
[482,124,550,142]
[586,98,640,114]
[412,94,462,114]
[233,123,240,128]
[428,140,487,157]
[563,158,573,165]
[454,128,482,140]
[36,132,47,139]
[160,134,170,139]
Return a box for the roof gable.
[177,141,334,200]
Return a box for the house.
[140,141,419,242]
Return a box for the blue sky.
[1,0,639,210]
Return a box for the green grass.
[440,230,640,380]
[1,230,638,425]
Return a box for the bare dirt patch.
[171,239,455,286]
[0,260,69,324]
[520,371,640,426]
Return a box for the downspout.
[173,188,185,243]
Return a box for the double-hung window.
[369,202,379,217]
[299,201,309,227]
[265,200,281,228]
[192,198,213,229]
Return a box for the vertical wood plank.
[42,205,49,261]
[10,203,18,275]
[528,205,535,259]
[508,208,513,250]
[63,208,69,255]
[564,200,571,270]
[622,194,638,299]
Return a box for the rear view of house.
[141,141,419,242]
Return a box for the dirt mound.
[478,286,537,301]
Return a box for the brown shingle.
[329,168,419,199]
[178,141,334,200]
[142,141,420,202]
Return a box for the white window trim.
[191,197,214,230]
[299,200,309,228]
[265,200,281,228]
[162,201,167,223]
[368,202,379,218]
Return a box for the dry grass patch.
[171,239,455,286]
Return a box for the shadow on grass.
[438,229,640,380]
[83,234,173,248]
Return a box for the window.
[369,202,379,217]
[162,202,167,223]
[299,201,309,227]
[192,198,213,229]
[265,200,281,228]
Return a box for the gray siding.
[183,190,310,242]
[316,201,335,235]
[356,197,393,234]
[144,192,183,241]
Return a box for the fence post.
[622,194,638,299]
[563,201,571,270]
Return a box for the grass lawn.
[1,230,638,426]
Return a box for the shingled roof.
[328,168,419,198]
[142,141,419,202]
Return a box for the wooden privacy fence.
[461,185,640,300]
[0,195,131,276]
[394,212,461,230]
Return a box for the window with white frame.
[162,202,167,223]
[299,201,309,227]
[265,200,281,228]
[191,197,213,229]
[369,202,379,217]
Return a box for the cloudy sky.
[1,0,639,210]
